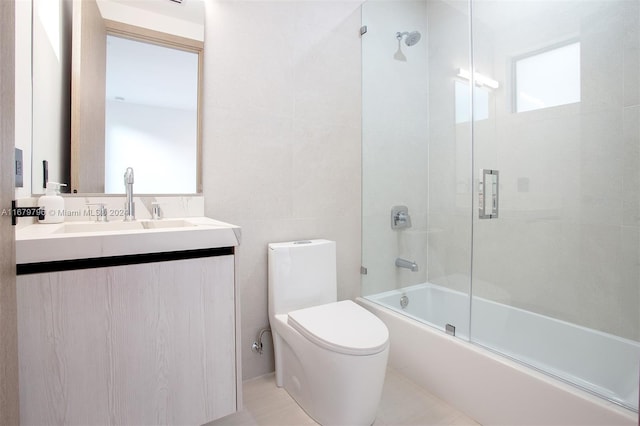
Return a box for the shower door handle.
[479,169,499,219]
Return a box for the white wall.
[14,0,32,199]
[105,101,197,194]
[202,1,363,380]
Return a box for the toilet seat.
[287,300,389,356]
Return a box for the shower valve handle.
[391,206,412,229]
[395,211,409,225]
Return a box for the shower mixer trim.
[391,205,412,230]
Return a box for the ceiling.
[101,0,202,111]
[105,0,204,24]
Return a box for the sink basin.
[56,221,144,233]
[16,216,241,264]
[53,219,195,233]
[141,219,195,229]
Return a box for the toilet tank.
[268,239,337,316]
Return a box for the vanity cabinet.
[17,255,237,425]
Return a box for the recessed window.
[515,42,580,113]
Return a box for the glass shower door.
[361,0,431,301]
[469,0,640,411]
[361,0,474,338]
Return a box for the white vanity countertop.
[16,217,241,264]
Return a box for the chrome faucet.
[395,257,418,272]
[124,167,135,221]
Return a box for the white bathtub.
[360,282,639,425]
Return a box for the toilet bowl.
[268,240,389,426]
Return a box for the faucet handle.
[86,203,108,222]
[151,202,162,220]
[395,211,409,224]
[124,167,134,184]
[391,205,412,229]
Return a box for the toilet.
[268,239,389,426]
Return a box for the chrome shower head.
[405,31,421,46]
[396,31,421,47]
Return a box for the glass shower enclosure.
[361,0,640,412]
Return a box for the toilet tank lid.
[287,300,389,356]
[268,239,333,250]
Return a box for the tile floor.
[208,367,480,426]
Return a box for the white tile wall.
[202,0,363,380]
[200,0,639,380]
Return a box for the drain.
[400,295,409,309]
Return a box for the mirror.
[31,0,204,195]
[104,35,199,193]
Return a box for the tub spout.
[395,257,418,272]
